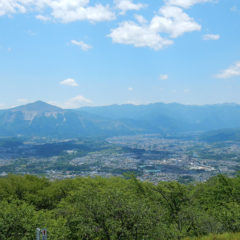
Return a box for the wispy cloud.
[166,0,215,9]
[215,61,240,79]
[128,87,133,91]
[230,6,238,12]
[159,74,169,80]
[71,40,92,51]
[36,15,51,21]
[134,14,147,24]
[203,34,220,40]
[60,78,79,87]
[17,98,29,104]
[126,100,140,105]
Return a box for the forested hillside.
[0,174,240,239]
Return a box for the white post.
[36,228,41,240]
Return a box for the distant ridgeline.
[200,128,240,142]
[0,174,240,239]
[1,101,240,137]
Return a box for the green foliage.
[185,232,240,240]
[0,200,69,240]
[0,174,240,239]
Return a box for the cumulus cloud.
[49,1,115,23]
[108,20,173,50]
[0,0,28,16]
[108,4,201,50]
[203,34,220,40]
[63,95,92,108]
[71,40,92,51]
[0,0,115,23]
[152,6,201,38]
[115,0,146,14]
[60,78,79,87]
[166,0,214,9]
[215,61,240,79]
[159,74,169,80]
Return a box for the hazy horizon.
[1,99,240,111]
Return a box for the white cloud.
[36,14,51,21]
[108,5,201,50]
[63,95,92,108]
[152,6,201,38]
[71,40,92,51]
[215,61,240,79]
[115,0,146,14]
[159,74,169,80]
[0,0,28,16]
[60,78,79,87]
[49,1,115,23]
[134,14,147,24]
[203,34,220,40]
[166,0,214,9]
[0,0,115,23]
[128,87,133,91]
[108,21,173,50]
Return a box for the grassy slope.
[186,233,240,240]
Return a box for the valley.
[1,101,240,183]
[1,134,239,183]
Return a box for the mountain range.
[1,101,240,138]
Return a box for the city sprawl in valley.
[1,133,240,183]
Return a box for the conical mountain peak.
[12,101,63,112]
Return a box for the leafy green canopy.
[0,174,240,239]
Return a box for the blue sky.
[0,0,240,109]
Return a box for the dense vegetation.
[0,174,240,240]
